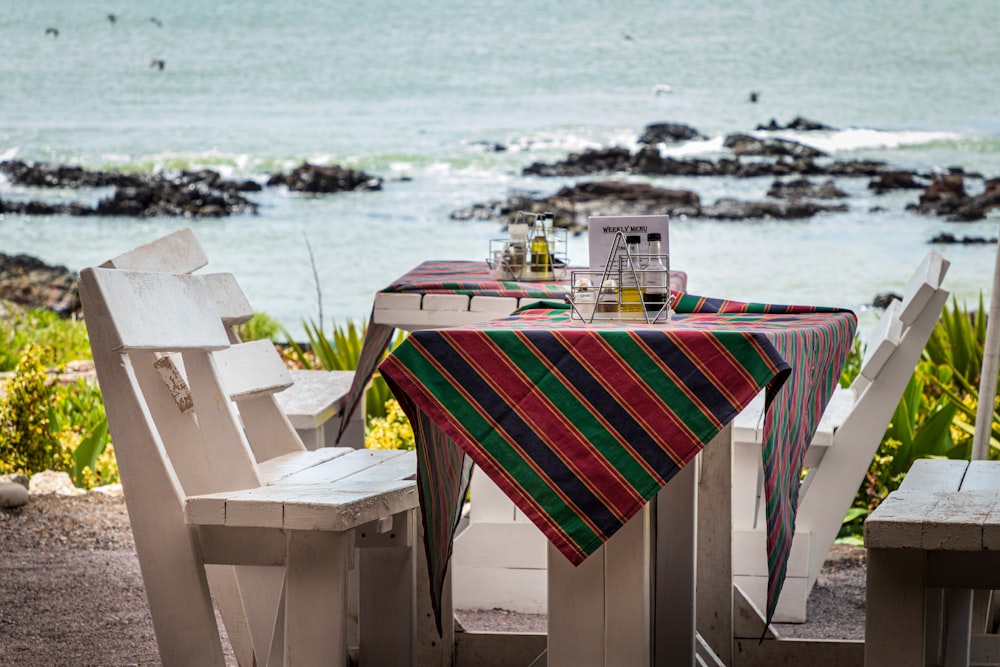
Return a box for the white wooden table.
[865,459,1000,667]
[371,283,729,667]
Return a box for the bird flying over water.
[150,58,165,70]
[652,83,673,96]
[150,17,163,27]
[107,14,117,25]
[45,27,59,37]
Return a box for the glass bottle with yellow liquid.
[619,234,644,313]
[529,213,553,280]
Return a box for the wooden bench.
[80,266,418,667]
[102,227,364,449]
[732,251,950,622]
[865,459,1000,666]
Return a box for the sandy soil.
[0,492,865,666]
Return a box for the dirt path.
[0,493,865,666]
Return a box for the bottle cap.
[647,232,661,241]
[626,235,641,244]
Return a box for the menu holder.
[568,231,674,323]
[487,211,569,282]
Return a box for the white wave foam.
[766,127,963,154]
[0,147,19,161]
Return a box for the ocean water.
[2,0,999,339]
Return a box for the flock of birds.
[44,14,166,70]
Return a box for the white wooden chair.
[80,266,418,667]
[101,228,364,450]
[731,251,951,622]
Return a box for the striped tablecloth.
[335,259,688,444]
[379,295,856,630]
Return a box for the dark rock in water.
[700,198,847,220]
[0,161,260,218]
[907,174,969,215]
[868,170,925,193]
[929,232,998,245]
[523,147,633,177]
[822,160,895,177]
[638,122,706,145]
[450,200,511,221]
[767,178,847,200]
[0,254,80,317]
[268,162,382,193]
[723,134,827,159]
[947,177,1000,222]
[756,117,835,132]
[873,293,902,309]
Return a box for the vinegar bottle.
[644,232,669,316]
[620,234,644,312]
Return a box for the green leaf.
[72,419,109,486]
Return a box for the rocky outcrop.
[523,144,893,180]
[767,178,847,200]
[0,161,260,218]
[0,254,80,316]
[638,122,706,145]
[756,117,835,132]
[453,179,847,228]
[868,170,926,193]
[908,174,1000,221]
[267,163,383,193]
[929,232,998,245]
[700,198,847,220]
[722,134,828,159]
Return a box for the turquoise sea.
[2,0,999,338]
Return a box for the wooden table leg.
[866,548,927,666]
[655,457,698,666]
[285,530,350,666]
[548,504,653,666]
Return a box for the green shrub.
[0,308,92,371]
[49,378,115,489]
[235,311,284,343]
[366,399,415,450]
[0,344,73,477]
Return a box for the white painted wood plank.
[864,491,943,549]
[898,459,968,492]
[213,340,292,398]
[547,542,605,667]
[257,446,349,483]
[344,450,416,482]
[922,492,996,551]
[452,522,548,569]
[859,299,903,382]
[899,251,945,325]
[277,449,410,485]
[865,548,927,666]
[732,528,811,577]
[469,295,519,314]
[277,369,354,429]
[604,504,651,666]
[285,530,350,666]
[468,466,517,522]
[960,461,1000,492]
[101,227,208,273]
[423,293,472,312]
[452,566,547,614]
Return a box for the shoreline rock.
[0,253,80,316]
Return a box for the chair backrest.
[81,267,270,496]
[796,250,950,591]
[101,227,209,273]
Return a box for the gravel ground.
[0,493,865,665]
